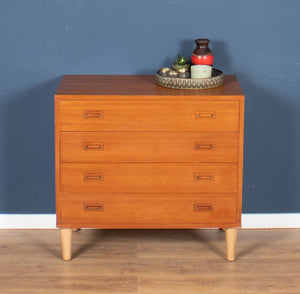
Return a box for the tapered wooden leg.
[73,228,80,232]
[61,228,72,261]
[225,228,238,261]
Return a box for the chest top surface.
[55,75,244,100]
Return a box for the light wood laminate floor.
[0,229,299,293]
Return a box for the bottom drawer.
[58,195,238,228]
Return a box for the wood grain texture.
[56,100,240,132]
[237,97,245,225]
[0,229,299,293]
[55,75,244,261]
[60,131,239,163]
[55,75,244,97]
[58,195,237,228]
[60,163,238,194]
[55,100,62,227]
[225,228,238,261]
[61,228,72,261]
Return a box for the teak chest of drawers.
[55,75,244,261]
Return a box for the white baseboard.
[0,214,299,229]
[241,213,300,228]
[0,214,56,229]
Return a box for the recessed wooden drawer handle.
[84,204,104,211]
[196,112,215,119]
[83,143,104,150]
[84,174,103,181]
[195,143,214,150]
[194,173,214,181]
[83,111,103,119]
[194,203,213,211]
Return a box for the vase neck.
[194,39,211,54]
[195,39,209,48]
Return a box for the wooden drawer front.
[60,163,238,194]
[59,195,237,228]
[57,100,239,131]
[60,132,239,163]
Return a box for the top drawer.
[56,100,239,132]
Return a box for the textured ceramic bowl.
[155,68,223,90]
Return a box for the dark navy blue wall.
[0,0,299,213]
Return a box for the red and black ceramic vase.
[191,38,214,66]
